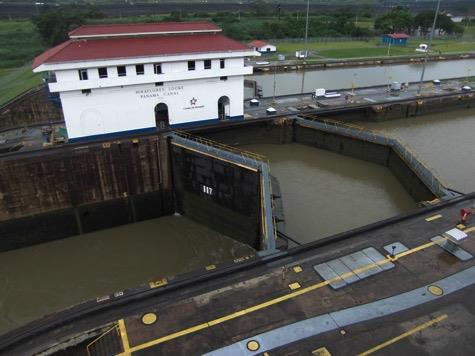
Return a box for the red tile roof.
[33,33,249,69]
[249,40,269,48]
[387,33,410,39]
[68,22,220,38]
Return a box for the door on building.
[155,103,169,130]
[218,96,230,121]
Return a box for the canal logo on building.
[184,97,204,110]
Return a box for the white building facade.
[33,22,258,142]
[248,40,277,53]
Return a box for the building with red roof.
[248,40,277,53]
[33,22,259,142]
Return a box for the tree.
[32,5,104,46]
[252,0,270,17]
[375,7,414,34]
[414,11,464,36]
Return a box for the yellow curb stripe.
[425,214,442,222]
[119,241,438,354]
[118,319,131,355]
[357,314,448,356]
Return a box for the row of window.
[78,59,226,81]
[188,59,225,71]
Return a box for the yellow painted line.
[357,314,448,356]
[312,346,332,356]
[118,319,131,355]
[464,226,475,234]
[425,214,442,222]
[119,240,439,354]
[293,265,303,273]
[389,241,436,261]
[126,323,209,353]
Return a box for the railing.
[173,130,268,168]
[296,116,455,199]
[86,323,122,356]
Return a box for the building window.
[98,67,108,78]
[220,76,228,81]
[78,69,88,81]
[220,58,225,69]
[117,65,126,77]
[155,82,163,87]
[154,63,162,74]
[188,61,195,71]
[204,59,212,70]
[136,64,145,75]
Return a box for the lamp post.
[417,0,442,95]
[304,0,310,59]
[300,0,310,94]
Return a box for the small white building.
[248,40,277,53]
[33,22,259,142]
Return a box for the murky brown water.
[0,215,253,335]
[2,107,473,337]
[242,143,416,244]
[356,108,475,194]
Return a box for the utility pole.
[417,0,441,95]
[304,0,310,59]
[300,0,310,94]
[273,62,277,103]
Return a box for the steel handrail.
[86,323,121,356]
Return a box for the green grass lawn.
[0,65,43,106]
[0,20,45,105]
[0,20,45,69]
[272,38,475,59]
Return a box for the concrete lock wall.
[190,118,294,146]
[368,95,475,122]
[0,136,173,251]
[294,125,390,166]
[192,118,436,203]
[170,142,261,249]
[294,124,435,202]
[317,93,475,123]
[0,86,64,130]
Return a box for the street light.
[300,0,310,94]
[304,0,310,59]
[417,0,442,95]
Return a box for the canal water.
[0,215,254,335]
[247,58,475,98]
[242,143,416,244]
[356,108,475,194]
